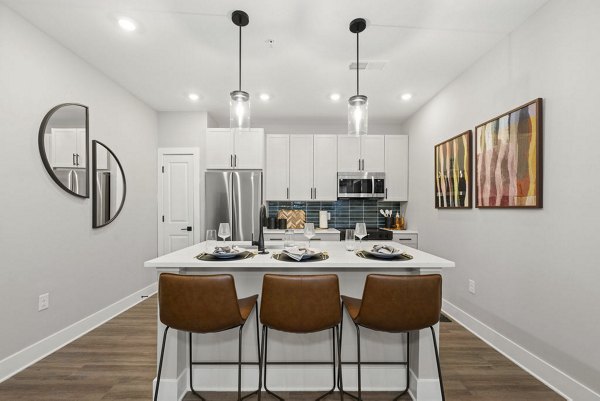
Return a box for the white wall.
[403,0,600,397]
[0,2,157,368]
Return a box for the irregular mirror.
[38,104,89,198]
[92,140,126,228]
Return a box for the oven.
[337,172,385,199]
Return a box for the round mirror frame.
[92,140,127,228]
[38,103,89,198]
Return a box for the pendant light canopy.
[230,10,250,132]
[348,18,368,136]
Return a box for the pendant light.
[230,10,250,132]
[348,18,368,136]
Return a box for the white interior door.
[160,154,195,255]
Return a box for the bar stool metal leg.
[239,304,262,401]
[392,332,410,401]
[315,327,337,401]
[262,327,284,401]
[154,326,169,401]
[189,332,207,401]
[430,326,445,401]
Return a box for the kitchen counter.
[381,228,419,234]
[146,241,453,400]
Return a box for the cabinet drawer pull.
[270,238,283,241]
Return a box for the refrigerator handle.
[73,170,79,193]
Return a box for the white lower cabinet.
[392,232,418,249]
[264,231,341,242]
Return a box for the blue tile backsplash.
[267,199,405,229]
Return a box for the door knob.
[180,226,192,231]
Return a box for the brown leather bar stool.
[340,274,444,401]
[154,273,260,401]
[259,274,344,401]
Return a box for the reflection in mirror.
[92,141,126,228]
[38,104,89,197]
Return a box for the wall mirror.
[92,140,126,228]
[38,103,89,198]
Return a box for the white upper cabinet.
[51,128,86,168]
[289,135,314,201]
[206,129,234,169]
[337,136,361,172]
[205,128,264,169]
[361,136,385,172]
[384,135,409,201]
[313,135,338,201]
[265,134,290,200]
[233,129,264,169]
[337,135,384,172]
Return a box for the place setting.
[195,224,257,261]
[271,223,329,262]
[346,223,413,261]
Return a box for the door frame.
[157,147,201,256]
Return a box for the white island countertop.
[144,240,454,270]
[263,228,340,234]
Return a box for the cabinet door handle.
[77,154,80,166]
[358,159,361,171]
[230,155,233,167]
[73,153,76,166]
[314,187,317,199]
[286,187,289,199]
[385,188,388,199]
[234,154,237,167]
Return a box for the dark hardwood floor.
[0,296,563,400]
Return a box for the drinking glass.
[355,223,367,248]
[284,229,295,248]
[345,229,355,251]
[303,223,315,248]
[206,230,217,252]
[218,223,231,246]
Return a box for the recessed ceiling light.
[259,93,270,101]
[401,93,413,101]
[188,93,200,101]
[330,93,341,101]
[118,17,137,32]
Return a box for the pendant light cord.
[356,31,359,96]
[239,25,242,91]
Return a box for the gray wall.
[0,4,158,361]
[157,111,208,148]
[402,0,599,394]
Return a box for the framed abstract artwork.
[475,98,543,208]
[435,130,472,208]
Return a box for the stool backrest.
[159,273,244,333]
[260,274,341,333]
[356,274,442,332]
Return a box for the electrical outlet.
[468,280,476,295]
[38,293,49,311]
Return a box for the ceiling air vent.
[349,60,387,71]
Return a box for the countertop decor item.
[435,130,472,208]
[347,18,368,136]
[230,10,251,131]
[475,98,543,208]
[277,209,306,229]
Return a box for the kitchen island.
[145,241,454,401]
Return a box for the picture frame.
[475,98,543,208]
[434,130,472,209]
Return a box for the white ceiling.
[3,0,548,126]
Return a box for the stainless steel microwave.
[338,172,385,199]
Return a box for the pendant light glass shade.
[348,95,368,136]
[348,18,368,136]
[230,90,250,131]
[230,10,250,132]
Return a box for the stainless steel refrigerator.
[205,170,263,242]
[53,168,87,197]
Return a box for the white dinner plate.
[363,248,403,259]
